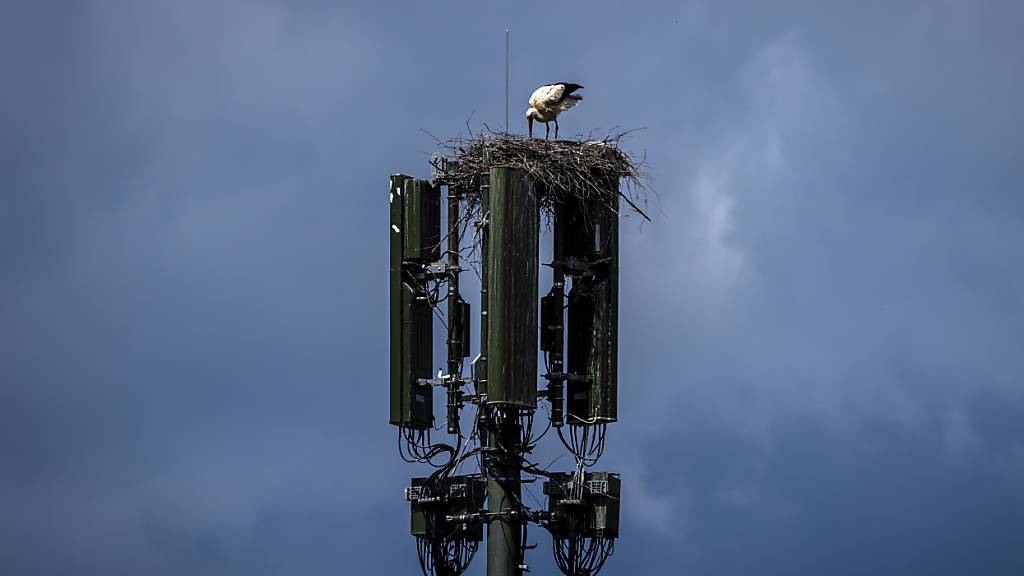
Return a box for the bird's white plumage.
[528,84,582,118]
[526,82,583,139]
[529,84,564,110]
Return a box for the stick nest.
[431,131,651,222]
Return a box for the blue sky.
[2,1,1023,574]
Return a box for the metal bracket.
[418,373,466,388]
[430,155,451,184]
[423,262,462,276]
[545,257,592,276]
[470,353,487,388]
[405,260,462,283]
[542,372,591,383]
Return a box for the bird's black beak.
[528,117,534,138]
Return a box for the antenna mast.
[505,29,510,133]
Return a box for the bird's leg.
[554,118,559,140]
[545,122,550,140]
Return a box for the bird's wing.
[555,83,583,98]
[555,94,582,112]
[530,84,565,109]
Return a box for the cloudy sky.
[2,1,1023,574]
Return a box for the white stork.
[526,82,583,140]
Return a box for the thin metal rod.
[549,198,566,427]
[505,29,509,134]
[446,187,461,435]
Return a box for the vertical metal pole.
[485,167,536,576]
[505,29,510,134]
[446,186,461,434]
[487,409,522,576]
[549,198,566,427]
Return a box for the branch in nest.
[434,129,651,223]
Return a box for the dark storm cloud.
[609,3,1024,574]
[2,1,1022,575]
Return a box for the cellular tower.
[390,135,641,576]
